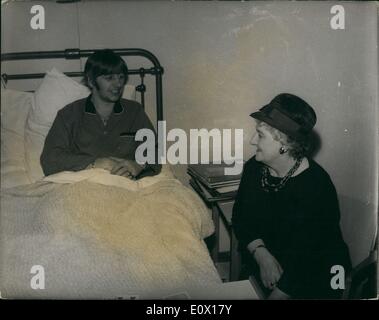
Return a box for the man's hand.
[253,247,283,290]
[93,157,118,171]
[92,157,145,180]
[109,158,145,179]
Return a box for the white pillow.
[1,89,33,188]
[25,68,136,182]
[24,127,47,182]
[25,68,90,182]
[27,67,91,138]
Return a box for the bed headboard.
[1,48,164,125]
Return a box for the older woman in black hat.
[232,93,351,299]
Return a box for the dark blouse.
[232,157,351,299]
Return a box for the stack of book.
[187,163,243,201]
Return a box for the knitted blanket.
[0,167,221,299]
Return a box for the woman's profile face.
[251,123,283,165]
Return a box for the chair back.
[342,248,377,299]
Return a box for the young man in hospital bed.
[40,49,161,180]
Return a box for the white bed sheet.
[0,166,221,299]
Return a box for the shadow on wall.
[309,130,322,159]
[308,130,376,270]
[339,194,377,268]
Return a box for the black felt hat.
[250,93,317,139]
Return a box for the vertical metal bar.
[141,91,145,110]
[211,204,220,263]
[155,71,163,124]
[230,230,241,281]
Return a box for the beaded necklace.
[261,158,303,192]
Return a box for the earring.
[279,147,287,154]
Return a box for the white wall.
[1,1,377,267]
[1,1,81,90]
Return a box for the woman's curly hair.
[258,121,313,159]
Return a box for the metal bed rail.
[1,48,164,122]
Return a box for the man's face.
[91,73,126,103]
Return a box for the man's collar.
[85,95,124,114]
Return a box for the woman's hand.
[253,247,283,290]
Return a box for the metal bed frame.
[1,48,164,124]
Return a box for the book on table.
[214,184,240,195]
[187,162,243,185]
[187,162,243,199]
[189,178,238,202]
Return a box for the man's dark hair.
[83,49,128,88]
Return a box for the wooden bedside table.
[216,200,242,282]
[189,178,241,282]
